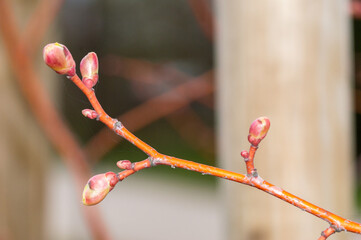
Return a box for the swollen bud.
[82,172,119,206]
[240,151,249,159]
[80,52,99,89]
[82,109,98,120]
[43,43,76,76]
[116,160,133,170]
[247,117,270,146]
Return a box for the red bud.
[43,43,76,76]
[116,160,133,170]
[82,172,118,206]
[247,117,270,146]
[241,151,249,159]
[82,109,98,119]
[80,52,99,89]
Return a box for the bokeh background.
[1,0,361,239]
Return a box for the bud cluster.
[43,42,99,89]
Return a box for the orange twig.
[116,153,361,235]
[101,55,216,158]
[100,55,215,159]
[67,68,361,237]
[318,227,336,240]
[0,1,111,239]
[245,146,258,177]
[84,71,214,161]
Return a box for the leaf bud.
[80,52,99,89]
[43,43,76,76]
[240,151,249,159]
[82,172,118,206]
[82,109,98,119]
[247,117,270,146]
[116,160,133,170]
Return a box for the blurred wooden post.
[215,1,353,240]
[0,1,52,239]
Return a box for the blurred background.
[0,0,361,239]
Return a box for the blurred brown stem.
[187,0,214,41]
[100,55,215,160]
[0,0,111,239]
[23,0,64,56]
[102,55,214,108]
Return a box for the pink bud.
[247,117,270,146]
[82,109,98,119]
[82,172,119,206]
[240,151,249,159]
[116,160,133,170]
[80,52,99,89]
[43,43,76,76]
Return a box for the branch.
[44,43,361,239]
[318,227,336,240]
[100,55,215,159]
[84,70,214,161]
